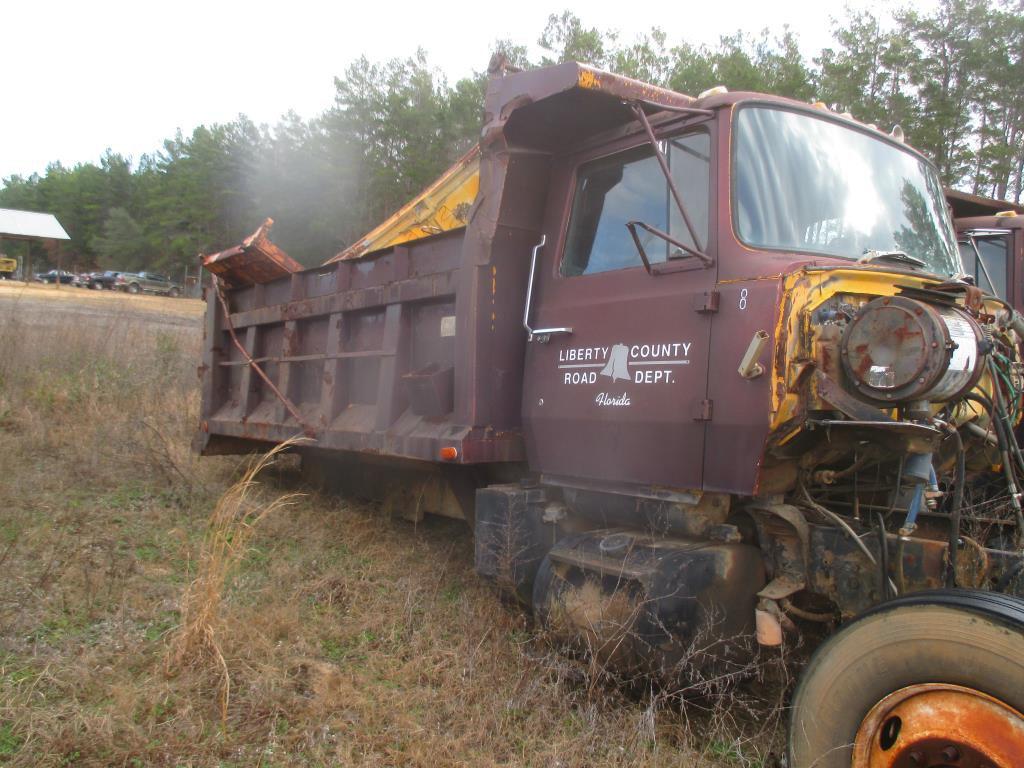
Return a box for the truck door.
[522,130,717,491]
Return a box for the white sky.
[1,0,911,181]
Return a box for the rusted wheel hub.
[853,683,1024,767]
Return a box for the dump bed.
[197,225,530,464]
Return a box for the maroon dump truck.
[198,62,1024,765]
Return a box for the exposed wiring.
[963,391,1024,541]
[799,482,898,595]
[983,366,1024,546]
[875,511,893,599]
[940,424,965,588]
[835,452,875,480]
[895,536,907,594]
[780,598,836,623]
[996,558,1024,592]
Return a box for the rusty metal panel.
[202,218,302,288]
[703,277,781,494]
[198,225,526,464]
[518,121,715,490]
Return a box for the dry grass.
[0,281,203,322]
[0,288,785,766]
[169,441,303,725]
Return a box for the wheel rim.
[853,683,1024,767]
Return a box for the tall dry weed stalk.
[168,439,302,723]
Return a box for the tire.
[127,283,140,295]
[789,589,1024,767]
[168,287,180,298]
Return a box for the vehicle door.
[522,128,717,491]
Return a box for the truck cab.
[496,70,964,498]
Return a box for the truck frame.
[197,62,1024,766]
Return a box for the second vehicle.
[115,271,181,296]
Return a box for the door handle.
[523,234,573,343]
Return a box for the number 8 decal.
[739,288,749,310]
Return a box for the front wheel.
[167,287,180,298]
[789,590,1024,767]
[127,283,140,294]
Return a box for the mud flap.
[474,484,556,604]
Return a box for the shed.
[0,207,70,281]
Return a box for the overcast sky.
[1,0,914,181]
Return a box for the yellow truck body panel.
[326,145,480,263]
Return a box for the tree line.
[1,0,1021,275]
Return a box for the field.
[0,282,785,767]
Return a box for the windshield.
[733,106,960,277]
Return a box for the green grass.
[0,723,23,757]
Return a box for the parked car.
[115,271,181,297]
[87,270,122,290]
[34,270,75,284]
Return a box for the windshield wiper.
[857,249,927,269]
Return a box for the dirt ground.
[0,286,785,767]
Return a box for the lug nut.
[941,745,961,762]
[907,751,924,765]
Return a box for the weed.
[134,542,162,562]
[441,583,462,603]
[0,723,22,757]
[320,638,345,662]
[168,440,302,723]
[144,612,180,643]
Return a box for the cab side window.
[561,132,710,277]
[959,236,1008,298]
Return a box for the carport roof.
[0,208,70,240]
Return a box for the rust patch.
[577,69,600,90]
[202,218,302,288]
[853,683,1024,767]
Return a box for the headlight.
[840,295,984,403]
